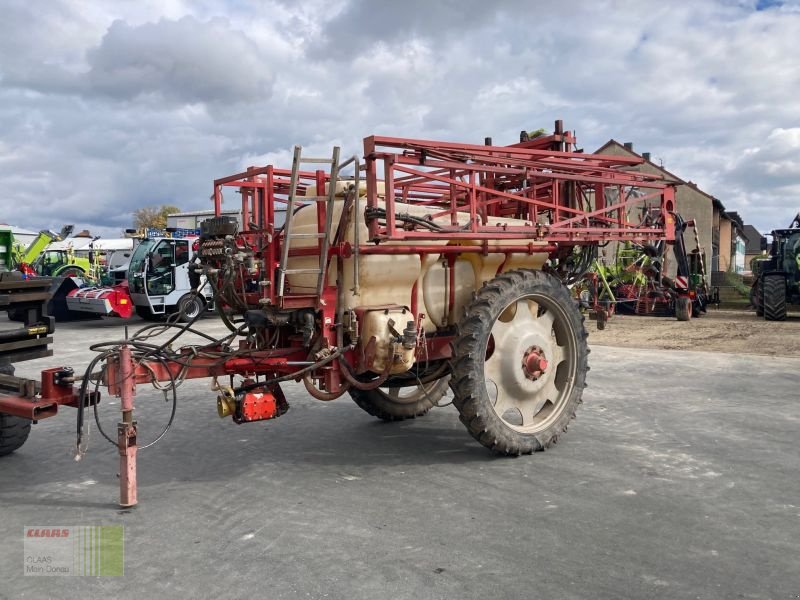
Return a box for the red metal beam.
[364,135,646,167]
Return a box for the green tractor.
[1,227,60,273]
[11,229,60,273]
[33,238,94,278]
[752,214,800,321]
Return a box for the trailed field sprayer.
[0,122,676,506]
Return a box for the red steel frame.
[363,136,674,244]
[1,129,677,506]
[212,135,674,309]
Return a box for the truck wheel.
[350,377,450,421]
[176,294,205,323]
[0,362,31,456]
[675,297,692,321]
[449,269,588,455]
[763,274,787,321]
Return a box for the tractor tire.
[763,274,787,321]
[175,294,205,323]
[0,413,32,456]
[675,297,692,321]
[449,269,588,455]
[751,283,763,316]
[54,266,85,278]
[0,362,31,457]
[350,377,450,421]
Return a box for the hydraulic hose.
[337,355,392,391]
[302,373,350,400]
[234,345,351,394]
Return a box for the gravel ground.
[589,307,800,357]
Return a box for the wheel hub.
[522,345,548,381]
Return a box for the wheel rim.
[183,298,201,319]
[483,295,578,434]
[380,377,450,405]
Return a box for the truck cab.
[127,237,212,321]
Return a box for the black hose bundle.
[74,299,350,457]
[75,301,212,457]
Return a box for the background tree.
[132,204,181,230]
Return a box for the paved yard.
[1,316,798,599]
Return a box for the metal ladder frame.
[276,145,341,301]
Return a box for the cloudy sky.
[1,0,798,237]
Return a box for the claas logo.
[26,529,70,538]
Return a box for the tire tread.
[448,269,588,455]
[763,274,787,321]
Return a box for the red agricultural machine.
[0,122,676,506]
[607,213,711,321]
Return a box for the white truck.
[126,237,213,321]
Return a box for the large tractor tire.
[54,265,86,278]
[763,274,787,321]
[0,362,31,456]
[675,297,692,321]
[175,293,205,323]
[449,269,588,455]
[350,377,450,421]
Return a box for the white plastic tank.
[286,180,548,330]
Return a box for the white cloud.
[85,17,272,104]
[0,0,799,236]
[3,16,273,105]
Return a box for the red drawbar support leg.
[116,344,137,508]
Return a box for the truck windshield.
[127,239,156,284]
